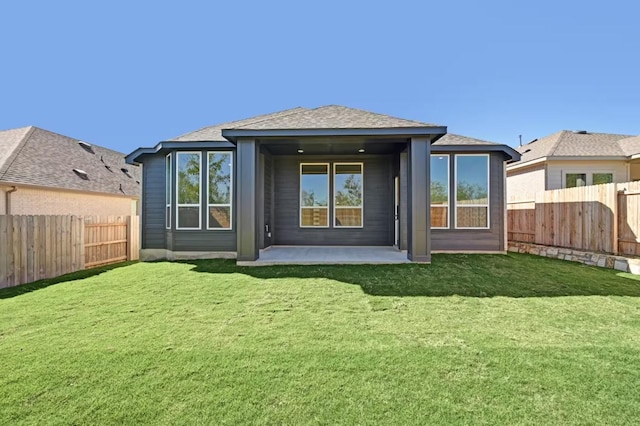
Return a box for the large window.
[334,163,363,227]
[565,173,587,188]
[430,155,449,228]
[165,153,171,229]
[300,163,329,227]
[176,152,201,230]
[207,152,232,229]
[455,154,489,229]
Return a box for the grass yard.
[1,253,639,425]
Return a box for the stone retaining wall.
[508,242,640,275]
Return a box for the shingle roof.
[512,130,635,165]
[0,126,141,197]
[618,135,640,157]
[169,105,440,141]
[433,133,501,146]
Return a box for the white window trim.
[562,170,614,188]
[165,153,171,230]
[176,151,202,230]
[454,154,490,230]
[430,154,449,229]
[206,151,233,231]
[299,162,330,228]
[333,162,364,228]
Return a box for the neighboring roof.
[0,126,140,197]
[170,105,443,142]
[618,135,640,157]
[511,130,635,167]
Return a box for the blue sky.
[1,1,638,153]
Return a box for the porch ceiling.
[260,137,409,155]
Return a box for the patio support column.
[407,137,431,262]
[236,138,259,261]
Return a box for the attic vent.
[73,168,89,180]
[573,130,588,134]
[78,141,94,153]
[523,149,532,154]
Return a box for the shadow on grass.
[0,261,136,300]
[183,253,640,298]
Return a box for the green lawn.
[1,253,639,425]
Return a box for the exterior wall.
[546,160,628,189]
[431,152,506,252]
[631,163,640,181]
[0,185,136,216]
[141,154,166,249]
[506,163,546,201]
[273,155,393,246]
[140,150,238,252]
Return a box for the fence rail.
[508,181,640,256]
[0,215,139,289]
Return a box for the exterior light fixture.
[297,149,304,153]
[358,149,365,153]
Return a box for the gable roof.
[0,126,140,197]
[170,105,442,142]
[433,133,500,146]
[511,130,636,166]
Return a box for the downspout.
[6,186,17,215]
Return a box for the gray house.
[126,105,519,263]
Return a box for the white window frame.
[333,162,364,228]
[299,163,330,228]
[176,151,202,230]
[454,154,490,230]
[206,151,233,230]
[430,154,449,229]
[562,170,614,188]
[165,153,171,230]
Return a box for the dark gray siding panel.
[274,155,393,246]
[263,153,274,248]
[431,152,505,251]
[141,154,166,249]
[400,151,408,251]
[173,231,237,251]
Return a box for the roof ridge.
[547,130,568,157]
[225,106,308,130]
[312,104,431,126]
[0,126,36,180]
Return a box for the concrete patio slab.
[237,246,410,266]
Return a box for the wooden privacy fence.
[508,181,640,256]
[0,215,139,289]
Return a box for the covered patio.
[236,246,411,266]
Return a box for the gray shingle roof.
[0,126,141,197]
[169,105,440,141]
[433,133,500,146]
[512,130,635,165]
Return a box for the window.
[165,153,171,229]
[300,163,329,227]
[592,173,613,185]
[455,154,489,229]
[207,152,233,229]
[565,173,587,188]
[430,155,449,228]
[176,152,201,229]
[334,163,363,227]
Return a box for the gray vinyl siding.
[141,154,166,249]
[431,152,505,251]
[142,150,237,252]
[273,155,394,246]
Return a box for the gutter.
[5,186,17,215]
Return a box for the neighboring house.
[507,130,640,201]
[0,126,140,216]
[126,105,519,263]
